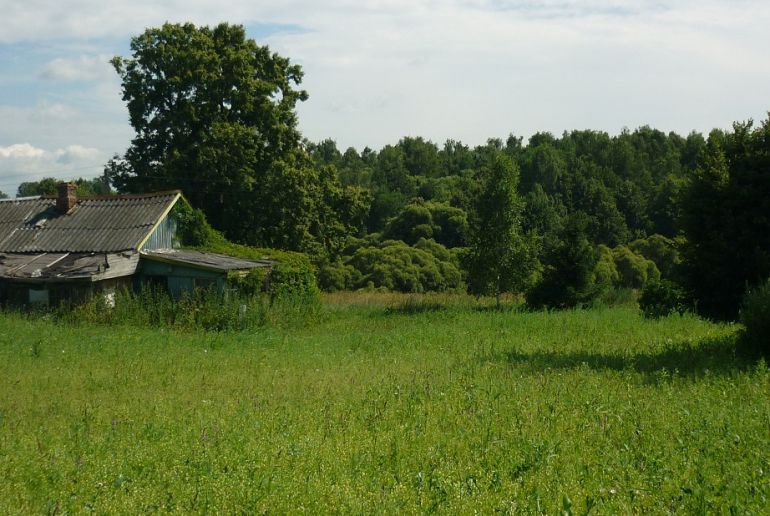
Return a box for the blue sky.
[1,0,769,196]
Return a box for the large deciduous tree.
[107,22,364,256]
[465,153,537,305]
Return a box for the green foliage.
[17,177,58,197]
[522,184,564,243]
[0,190,8,199]
[628,234,681,280]
[52,285,319,332]
[527,214,600,309]
[465,154,537,300]
[639,280,688,319]
[65,286,269,331]
[346,239,463,293]
[208,241,319,301]
[16,176,112,198]
[316,258,360,292]
[383,201,432,244]
[740,278,770,352]
[1,302,764,513]
[611,246,661,289]
[367,190,408,233]
[171,199,225,248]
[107,23,364,260]
[593,244,620,289]
[109,22,307,198]
[173,198,319,301]
[383,200,468,248]
[681,116,770,319]
[399,136,441,177]
[372,144,417,196]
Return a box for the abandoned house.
[0,183,272,306]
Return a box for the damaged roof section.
[0,252,140,282]
[141,249,273,273]
[0,192,180,253]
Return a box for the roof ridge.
[39,190,182,201]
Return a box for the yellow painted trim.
[135,192,182,251]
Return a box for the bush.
[346,239,464,293]
[740,278,770,352]
[593,245,619,290]
[316,258,360,292]
[173,201,319,302]
[639,280,687,318]
[612,246,660,289]
[383,200,469,248]
[628,234,681,279]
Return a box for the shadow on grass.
[381,300,523,316]
[505,333,759,381]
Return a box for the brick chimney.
[57,182,77,214]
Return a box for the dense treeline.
[302,118,769,330]
[305,128,698,298]
[17,22,766,330]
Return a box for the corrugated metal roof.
[0,192,179,253]
[141,250,273,272]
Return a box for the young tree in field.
[465,153,537,306]
[526,213,600,309]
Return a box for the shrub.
[628,234,681,279]
[740,278,770,352]
[639,280,687,318]
[383,200,469,248]
[593,245,619,290]
[173,200,319,302]
[612,245,661,289]
[346,239,464,293]
[316,258,360,292]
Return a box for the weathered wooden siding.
[141,214,178,251]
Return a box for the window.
[29,287,50,305]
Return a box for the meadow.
[0,294,768,513]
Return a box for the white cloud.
[0,143,106,197]
[1,0,769,153]
[55,145,100,164]
[0,143,45,159]
[39,54,113,81]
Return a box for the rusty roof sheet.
[0,192,179,253]
[141,250,273,272]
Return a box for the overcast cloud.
[0,0,768,195]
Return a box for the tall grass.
[0,295,766,513]
[22,286,321,332]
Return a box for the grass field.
[1,294,768,513]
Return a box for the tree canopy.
[465,154,536,303]
[100,23,769,311]
[107,22,365,257]
[680,117,770,320]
